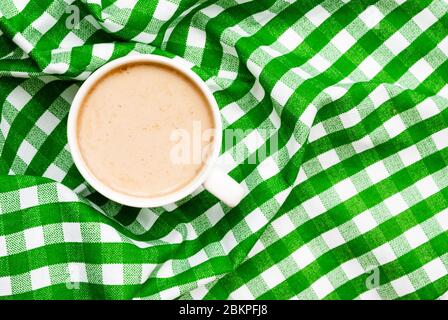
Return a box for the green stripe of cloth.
[0,0,447,299]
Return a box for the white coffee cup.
[67,54,245,208]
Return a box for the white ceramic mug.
[67,54,245,208]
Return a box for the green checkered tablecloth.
[0,0,447,300]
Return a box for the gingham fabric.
[0,0,447,300]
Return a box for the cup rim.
[67,54,222,208]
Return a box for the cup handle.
[203,166,245,207]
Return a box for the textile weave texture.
[0,0,447,299]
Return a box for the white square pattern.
[92,43,114,60]
[13,0,30,12]
[353,211,377,233]
[365,161,389,184]
[413,8,437,31]
[0,277,12,296]
[271,81,294,106]
[274,187,291,205]
[383,115,406,138]
[218,70,237,79]
[292,66,311,80]
[432,128,448,150]
[248,240,265,258]
[312,276,334,299]
[370,84,389,107]
[309,122,326,142]
[359,5,384,28]
[438,37,448,55]
[243,130,264,154]
[187,27,206,48]
[43,164,66,182]
[114,0,138,9]
[250,80,265,101]
[341,259,364,280]
[36,110,59,134]
[188,249,208,267]
[391,276,414,297]
[334,178,357,201]
[154,0,178,20]
[416,98,439,120]
[359,289,382,300]
[100,224,122,243]
[372,243,396,264]
[102,264,124,285]
[257,157,279,180]
[404,225,428,249]
[261,46,282,59]
[159,286,181,299]
[302,196,326,218]
[19,186,39,209]
[271,214,295,238]
[205,203,225,226]
[12,33,33,54]
[230,285,255,300]
[222,231,237,255]
[7,86,32,110]
[340,108,361,128]
[435,210,448,230]
[251,9,276,26]
[245,208,268,233]
[278,28,302,51]
[324,86,348,101]
[409,59,433,82]
[415,176,439,199]
[43,62,69,74]
[300,104,318,127]
[423,258,447,282]
[221,102,244,124]
[384,193,408,216]
[291,245,315,269]
[398,145,420,167]
[308,54,331,72]
[246,60,262,77]
[331,29,356,54]
[352,135,374,153]
[17,140,37,165]
[30,266,51,290]
[157,260,173,278]
[317,149,339,170]
[384,32,409,55]
[31,12,57,34]
[68,263,88,283]
[60,32,84,49]
[0,236,7,257]
[261,265,285,289]
[201,4,225,18]
[305,5,330,27]
[285,135,301,157]
[62,222,83,242]
[24,226,45,250]
[358,56,382,79]
[132,32,156,43]
[322,228,345,249]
